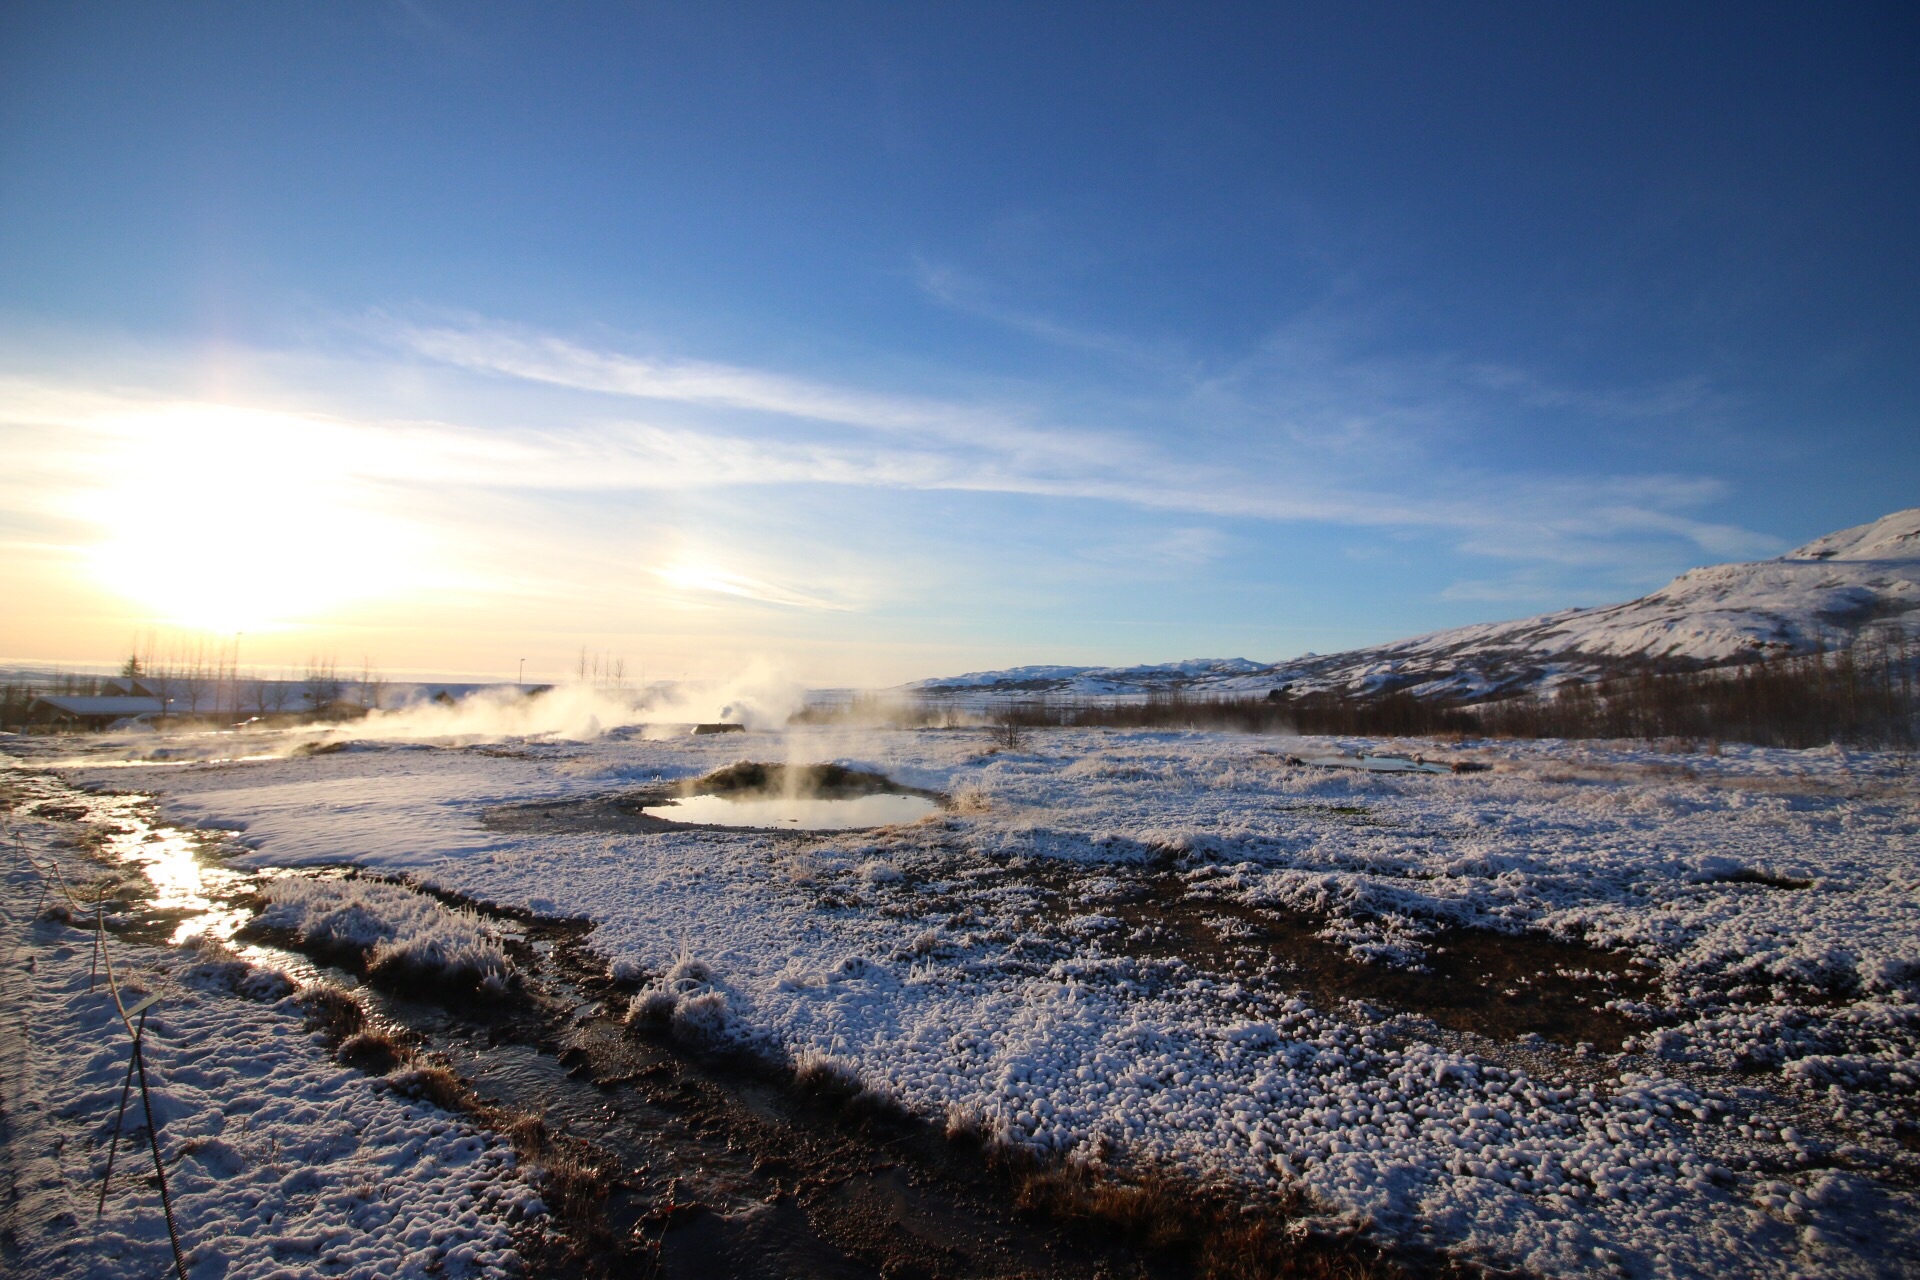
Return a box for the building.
[25,694,168,731]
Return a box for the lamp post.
[518,658,526,688]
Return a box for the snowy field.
[18,720,1920,1278]
[0,794,538,1279]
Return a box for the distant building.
[26,694,167,730]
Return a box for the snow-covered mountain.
[907,508,1920,702]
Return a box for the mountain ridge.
[906,508,1920,702]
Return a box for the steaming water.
[641,791,939,830]
[1299,753,1452,774]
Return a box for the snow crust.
[60,723,1920,1278]
[1,818,536,1278]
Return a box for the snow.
[40,721,1920,1278]
[0,810,538,1279]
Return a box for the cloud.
[1465,363,1723,420]
[0,313,1782,646]
[911,259,1194,374]
[653,562,852,611]
[397,320,957,431]
[380,318,1700,553]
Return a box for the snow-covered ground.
[24,720,1920,1277]
[0,789,538,1279]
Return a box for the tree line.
[964,631,1918,750]
[1,638,392,729]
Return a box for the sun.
[74,403,429,633]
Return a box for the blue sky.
[1,3,1915,684]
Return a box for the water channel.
[2,762,1141,1279]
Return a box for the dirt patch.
[895,857,1658,1053]
[530,935,1439,1280]
[1101,875,1656,1051]
[1693,868,1814,891]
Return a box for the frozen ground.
[24,721,1920,1277]
[0,787,538,1279]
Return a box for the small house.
[26,694,168,731]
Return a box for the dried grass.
[258,876,514,994]
[337,1027,411,1074]
[294,982,366,1041]
[1002,1155,1415,1280]
[388,1063,482,1115]
[504,1113,617,1258]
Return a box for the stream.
[3,763,1176,1280]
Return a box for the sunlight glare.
[73,404,434,632]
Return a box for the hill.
[907,508,1920,702]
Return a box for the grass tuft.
[337,1027,410,1074]
[257,876,515,995]
[501,1111,619,1263]
[791,1049,862,1100]
[294,982,366,1041]
[388,1063,483,1115]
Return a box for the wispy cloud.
[380,316,1744,542]
[911,259,1197,375]
[653,562,852,611]
[1465,363,1724,420]
[398,320,955,431]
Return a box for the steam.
[635,659,806,737]
[349,682,646,742]
[313,660,808,744]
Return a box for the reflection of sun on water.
[74,405,431,632]
[87,792,254,945]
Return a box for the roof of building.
[100,677,159,697]
[31,696,167,717]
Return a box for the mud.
[1111,874,1657,1051]
[874,851,1657,1053]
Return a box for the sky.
[1,3,1916,687]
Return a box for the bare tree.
[989,703,1031,751]
[182,636,209,715]
[358,656,387,713]
[304,655,341,714]
[146,639,177,721]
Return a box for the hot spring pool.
[641,791,940,830]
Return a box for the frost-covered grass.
[255,876,513,992]
[58,724,1920,1278]
[624,946,736,1046]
